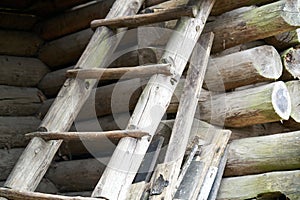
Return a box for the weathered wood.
[0,117,41,148]
[92,0,215,198]
[150,33,214,200]
[265,28,300,50]
[144,0,167,7]
[38,29,93,68]
[281,47,300,80]
[66,63,172,80]
[0,148,23,180]
[199,81,292,127]
[0,188,102,200]
[0,55,49,87]
[204,45,282,91]
[34,0,114,40]
[225,131,300,177]
[0,86,46,116]
[217,170,300,200]
[204,0,300,52]
[4,0,145,193]
[127,182,148,200]
[91,6,197,29]
[0,12,37,31]
[286,81,300,123]
[0,30,43,56]
[26,130,149,141]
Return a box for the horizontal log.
[0,55,49,87]
[0,30,43,56]
[204,0,300,52]
[265,28,300,50]
[0,12,37,31]
[218,170,300,200]
[0,117,41,148]
[26,130,150,141]
[199,81,291,127]
[38,29,93,68]
[66,63,172,80]
[0,188,101,200]
[225,131,300,177]
[286,80,300,123]
[91,6,197,29]
[34,0,114,40]
[0,85,46,116]
[0,0,32,9]
[281,47,300,80]
[0,148,23,180]
[204,45,282,91]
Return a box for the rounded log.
[281,47,300,80]
[285,80,300,123]
[199,81,292,127]
[204,45,282,91]
[265,28,300,50]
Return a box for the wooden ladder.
[0,0,226,200]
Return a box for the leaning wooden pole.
[2,0,145,194]
[91,0,216,199]
[204,0,300,52]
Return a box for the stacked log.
[281,47,300,80]
[265,29,300,50]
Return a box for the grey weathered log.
[217,170,300,200]
[204,0,300,52]
[204,45,282,91]
[91,6,198,29]
[92,0,215,198]
[285,81,300,123]
[0,148,23,180]
[199,81,291,127]
[150,33,214,199]
[34,0,114,40]
[143,0,276,16]
[0,12,37,31]
[0,187,102,200]
[38,29,93,68]
[66,63,172,80]
[265,28,300,50]
[225,131,300,177]
[0,86,46,116]
[26,130,150,141]
[0,30,43,56]
[0,117,41,149]
[0,55,49,87]
[281,47,300,80]
[4,0,145,193]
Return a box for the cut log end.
[286,80,300,122]
[272,82,291,120]
[282,47,300,80]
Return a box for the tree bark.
[199,81,291,127]
[0,30,43,56]
[265,28,300,50]
[285,80,300,123]
[217,170,300,200]
[0,55,49,87]
[204,45,282,91]
[204,0,300,52]
[281,46,300,80]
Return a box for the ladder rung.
[25,130,150,141]
[91,6,198,29]
[0,187,101,200]
[66,63,172,80]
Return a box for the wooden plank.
[225,130,300,177]
[34,0,114,40]
[0,55,49,87]
[217,170,300,200]
[199,81,292,127]
[204,0,300,52]
[66,63,172,80]
[150,33,214,199]
[0,86,46,116]
[92,0,216,199]
[0,30,43,57]
[0,187,102,200]
[265,28,300,50]
[204,45,282,91]
[91,6,198,29]
[3,0,145,193]
[26,130,150,141]
[281,47,300,80]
